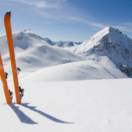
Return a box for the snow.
[75,26,132,54]
[0,26,132,132]
[0,32,83,74]
[23,57,126,81]
[73,26,132,76]
[0,78,132,132]
[0,27,130,80]
[14,45,82,71]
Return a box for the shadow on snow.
[9,103,73,125]
[9,104,37,124]
[21,103,73,124]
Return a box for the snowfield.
[0,26,132,132]
[0,78,132,132]
[24,58,126,81]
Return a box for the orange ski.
[4,12,21,104]
[0,53,11,104]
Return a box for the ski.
[4,12,21,104]
[0,53,11,104]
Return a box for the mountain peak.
[102,26,122,34]
[104,26,118,31]
[95,26,122,38]
[75,26,132,55]
[86,26,130,47]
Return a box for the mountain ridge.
[0,26,131,79]
[74,26,132,76]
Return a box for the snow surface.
[24,58,126,81]
[0,77,132,132]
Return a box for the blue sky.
[0,0,132,41]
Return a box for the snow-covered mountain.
[55,41,81,47]
[0,32,81,55]
[0,27,132,80]
[75,27,132,76]
[0,32,83,73]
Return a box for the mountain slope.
[0,28,131,80]
[0,32,83,73]
[75,27,132,76]
[23,57,126,81]
[14,45,83,71]
[0,32,80,56]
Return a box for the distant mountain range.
[0,26,132,80]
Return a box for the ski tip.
[5,11,11,17]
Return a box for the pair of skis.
[0,12,21,104]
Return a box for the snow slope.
[24,57,126,81]
[13,45,82,71]
[0,32,80,56]
[0,77,132,132]
[0,32,83,73]
[74,27,132,76]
